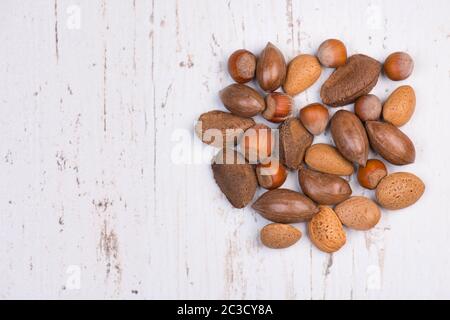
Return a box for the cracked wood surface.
[0,0,449,299]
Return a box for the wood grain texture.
[0,0,449,299]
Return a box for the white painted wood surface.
[0,0,449,299]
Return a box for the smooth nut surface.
[260,223,301,249]
[305,144,354,176]
[299,103,329,135]
[298,167,352,205]
[384,52,414,81]
[335,196,381,230]
[330,110,369,166]
[262,92,293,123]
[354,94,382,121]
[220,83,265,118]
[357,159,387,189]
[228,49,256,83]
[382,85,416,127]
[308,206,346,253]
[256,42,286,92]
[365,121,415,165]
[283,54,322,96]
[376,172,425,210]
[252,188,319,223]
[256,159,288,190]
[240,124,273,162]
[317,39,347,68]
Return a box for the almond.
[321,54,381,107]
[382,85,416,127]
[195,110,255,147]
[283,54,321,96]
[298,167,352,205]
[305,144,354,176]
[365,121,415,165]
[252,188,319,223]
[260,223,301,249]
[279,118,313,170]
[308,206,346,253]
[330,110,369,166]
[211,149,257,208]
[376,172,425,210]
[335,196,381,230]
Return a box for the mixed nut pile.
[195,39,424,252]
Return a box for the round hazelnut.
[241,124,273,163]
[256,159,288,190]
[262,92,293,123]
[228,49,257,83]
[383,52,414,81]
[354,94,382,121]
[299,103,329,135]
[357,159,388,189]
[317,39,347,68]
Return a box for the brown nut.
[308,206,346,253]
[278,118,313,170]
[260,223,302,249]
[240,124,273,163]
[228,49,256,83]
[256,42,286,92]
[354,94,382,122]
[335,196,381,231]
[317,39,347,68]
[376,172,425,210]
[299,103,329,135]
[220,83,265,118]
[383,52,414,81]
[256,159,288,190]
[357,159,387,190]
[262,92,293,123]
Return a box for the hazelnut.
[256,159,288,190]
[262,92,293,123]
[240,124,273,163]
[299,103,329,135]
[383,52,414,81]
[357,159,388,189]
[228,49,257,83]
[317,39,347,68]
[354,94,382,121]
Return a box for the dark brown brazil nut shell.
[365,121,415,165]
[278,118,313,170]
[330,110,369,166]
[212,149,257,208]
[252,188,319,223]
[321,54,381,107]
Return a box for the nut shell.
[321,54,381,107]
[335,196,381,230]
[382,85,416,127]
[211,149,257,208]
[195,110,255,147]
[354,94,382,122]
[299,103,329,135]
[376,172,425,210]
[262,92,293,123]
[308,206,346,253]
[256,160,288,190]
[365,121,415,165]
[317,39,347,68]
[330,110,369,166]
[220,83,265,118]
[260,223,302,249]
[252,188,319,223]
[241,124,273,162]
[278,118,313,170]
[228,49,256,83]
[357,159,387,189]
[256,42,286,92]
[283,54,322,96]
[384,52,414,81]
[305,144,354,176]
[298,167,352,205]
